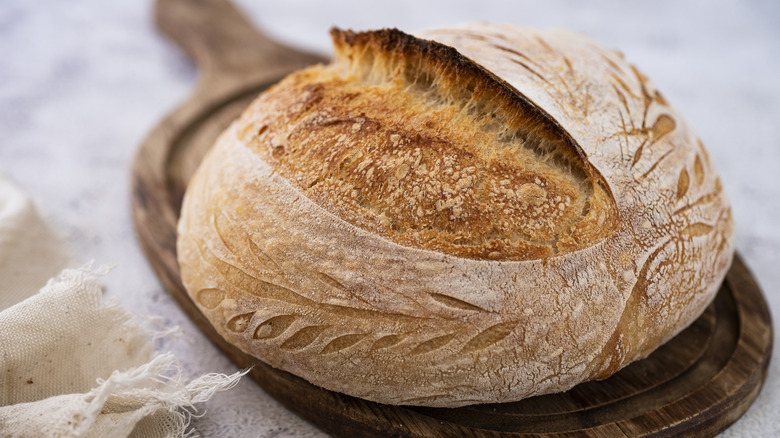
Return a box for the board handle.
[155,0,325,86]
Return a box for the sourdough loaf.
[176,23,734,407]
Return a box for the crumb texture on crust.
[176,25,735,407]
[235,28,618,261]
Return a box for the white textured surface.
[1,0,777,436]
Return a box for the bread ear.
[177,25,734,407]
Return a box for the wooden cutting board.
[131,0,773,436]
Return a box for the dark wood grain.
[132,1,773,436]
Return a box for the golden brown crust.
[177,24,734,407]
[236,28,618,260]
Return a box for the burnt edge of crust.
[330,27,615,204]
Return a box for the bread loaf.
[176,23,734,407]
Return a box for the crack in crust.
[236,28,618,261]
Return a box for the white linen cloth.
[0,174,245,437]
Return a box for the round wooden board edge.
[130,93,773,438]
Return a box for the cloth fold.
[0,175,245,437]
[0,174,75,310]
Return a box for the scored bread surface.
[177,23,734,407]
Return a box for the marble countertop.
[1,0,778,436]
